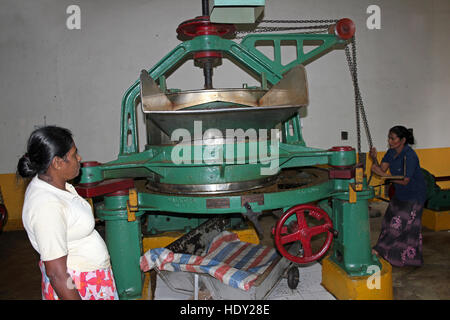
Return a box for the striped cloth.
[141,231,280,291]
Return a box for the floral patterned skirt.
[373,197,424,267]
[39,261,119,300]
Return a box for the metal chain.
[235,28,329,39]
[345,43,361,152]
[251,25,333,32]
[260,19,339,24]
[345,37,373,153]
[235,19,337,39]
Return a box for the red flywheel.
[274,204,334,264]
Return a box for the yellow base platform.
[422,208,450,231]
[139,272,153,300]
[142,223,260,253]
[321,256,393,300]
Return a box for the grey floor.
[0,201,449,300]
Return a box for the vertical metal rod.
[201,0,212,89]
[194,274,199,300]
[202,0,209,16]
[203,60,213,89]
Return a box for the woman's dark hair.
[17,126,74,178]
[389,125,414,145]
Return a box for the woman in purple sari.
[370,125,427,267]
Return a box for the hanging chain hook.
[345,36,373,154]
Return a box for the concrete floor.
[0,201,449,300]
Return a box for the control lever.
[327,226,339,238]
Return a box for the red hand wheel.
[274,204,334,264]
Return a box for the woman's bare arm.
[44,255,81,300]
[371,161,390,177]
[371,161,410,185]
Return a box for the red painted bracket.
[75,179,135,198]
[329,167,355,179]
[329,162,364,180]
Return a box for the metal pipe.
[201,1,212,89]
[202,0,209,16]
[203,60,213,89]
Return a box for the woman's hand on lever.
[370,150,390,177]
[369,147,378,163]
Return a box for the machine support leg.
[105,218,143,299]
[321,193,393,300]
[101,193,144,300]
[330,196,380,276]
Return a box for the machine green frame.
[81,32,381,300]
[118,33,343,157]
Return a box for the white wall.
[1,0,449,173]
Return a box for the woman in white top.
[18,126,118,300]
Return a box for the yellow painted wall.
[366,147,450,200]
[0,147,448,231]
[416,148,450,189]
[0,174,28,231]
